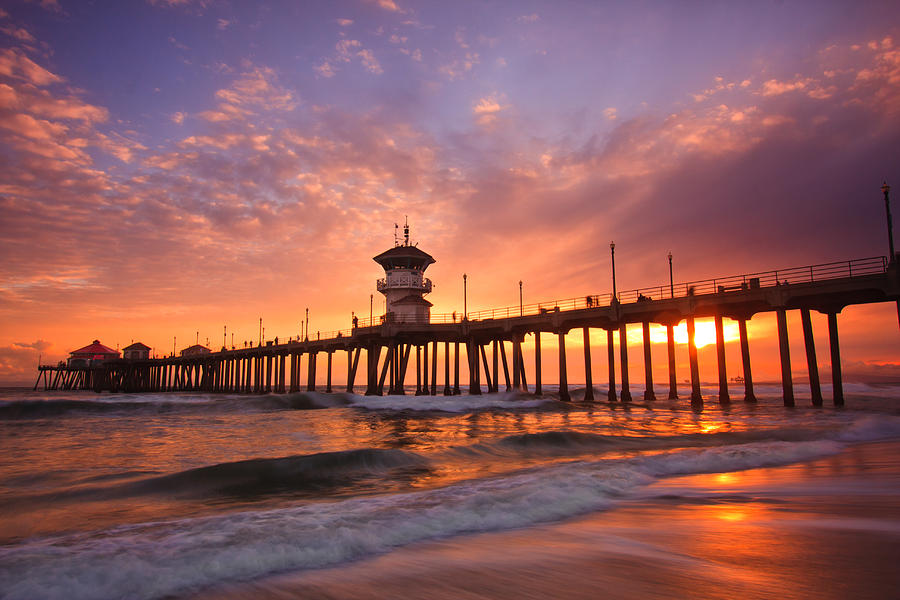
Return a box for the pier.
[35,254,900,408]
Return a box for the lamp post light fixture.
[463,273,468,320]
[667,251,674,298]
[519,280,523,316]
[610,242,617,302]
[884,182,895,262]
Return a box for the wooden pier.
[35,256,900,408]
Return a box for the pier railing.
[234,256,888,341]
[349,256,888,328]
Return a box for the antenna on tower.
[394,223,399,247]
[403,216,410,246]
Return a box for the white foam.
[349,391,548,413]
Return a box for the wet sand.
[191,441,900,599]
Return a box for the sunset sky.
[2,0,899,385]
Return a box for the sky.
[1,0,900,385]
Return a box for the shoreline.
[190,440,900,600]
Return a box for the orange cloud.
[0,48,63,86]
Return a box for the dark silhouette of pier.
[36,255,900,408]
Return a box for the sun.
[650,319,739,348]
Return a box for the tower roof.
[373,245,435,271]
[70,340,119,356]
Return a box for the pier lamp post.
[519,280,523,316]
[610,242,617,303]
[668,251,674,298]
[258,318,262,346]
[370,294,373,324]
[305,308,309,340]
[223,325,227,349]
[883,182,895,262]
[463,273,468,320]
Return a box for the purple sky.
[1,0,899,383]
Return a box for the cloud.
[0,48,63,85]
[217,18,231,30]
[316,39,384,77]
[1,25,36,43]
[472,94,508,125]
[516,14,539,24]
[0,340,55,383]
[370,0,402,12]
[337,18,354,27]
[2,27,900,382]
[198,66,296,121]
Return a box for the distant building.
[122,342,151,360]
[180,344,211,357]
[373,221,434,324]
[67,340,120,367]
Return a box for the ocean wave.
[0,438,853,600]
[129,447,429,498]
[0,392,350,419]
[348,391,549,413]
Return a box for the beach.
[194,441,900,600]
[1,385,899,600]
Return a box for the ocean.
[1,383,899,599]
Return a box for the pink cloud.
[0,48,63,86]
[1,25,36,43]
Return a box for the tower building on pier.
[373,221,435,324]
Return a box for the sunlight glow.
[647,320,741,348]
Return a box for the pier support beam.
[800,308,823,407]
[499,342,511,391]
[738,319,756,403]
[512,338,521,390]
[607,328,617,402]
[558,331,570,402]
[715,314,730,405]
[453,342,460,395]
[326,351,333,393]
[619,323,631,402]
[492,340,500,394]
[828,312,844,407]
[666,323,677,399]
[444,341,451,396]
[583,327,594,402]
[642,321,655,401]
[415,345,422,395]
[687,316,703,408]
[468,341,481,395]
[422,343,429,394]
[776,308,795,407]
[347,348,360,393]
[307,352,317,392]
[534,332,542,395]
[480,344,493,393]
[431,341,438,395]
